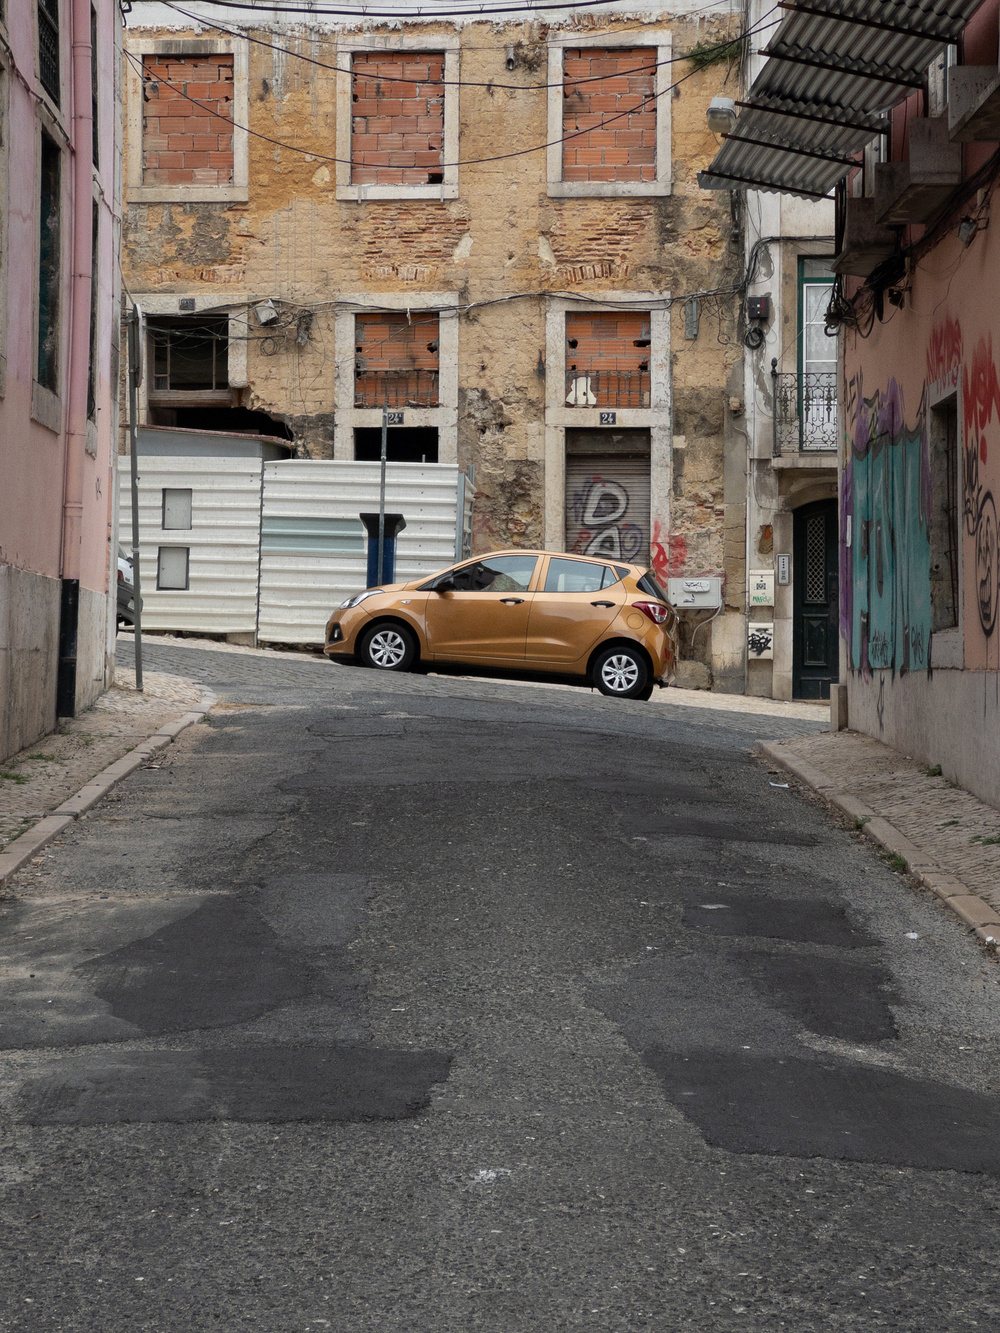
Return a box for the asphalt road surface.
[2,641,1000,1332]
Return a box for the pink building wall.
[841,2,1000,804]
[0,0,121,758]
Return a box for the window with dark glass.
[37,0,60,105]
[37,133,61,393]
[87,201,98,419]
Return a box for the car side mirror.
[434,577,455,592]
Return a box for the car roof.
[471,549,648,573]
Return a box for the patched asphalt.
[1,640,1000,1331]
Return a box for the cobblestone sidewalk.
[0,668,204,852]
[764,730,1000,918]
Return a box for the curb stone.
[757,739,1000,951]
[0,689,217,888]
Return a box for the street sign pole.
[127,304,145,692]
[377,402,388,585]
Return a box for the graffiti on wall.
[844,370,932,675]
[846,320,1000,678]
[567,473,647,561]
[961,335,1000,638]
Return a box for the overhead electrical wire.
[145,0,754,51]
[123,7,776,171]
[162,0,762,91]
[145,0,742,22]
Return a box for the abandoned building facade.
[123,0,750,686]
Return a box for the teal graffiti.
[848,376,931,675]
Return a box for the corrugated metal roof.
[700,0,983,199]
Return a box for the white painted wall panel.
[258,461,461,644]
[121,456,261,634]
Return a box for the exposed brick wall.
[351,52,445,186]
[142,54,234,186]
[565,311,650,408]
[355,311,440,406]
[562,48,656,184]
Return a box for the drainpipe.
[57,0,95,716]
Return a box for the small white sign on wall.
[749,569,775,606]
[747,621,774,659]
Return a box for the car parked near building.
[324,550,677,700]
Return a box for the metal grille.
[565,369,651,408]
[805,515,826,603]
[37,0,60,104]
[772,370,837,453]
[354,368,439,408]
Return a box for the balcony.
[565,369,650,408]
[354,368,439,409]
[772,368,837,454]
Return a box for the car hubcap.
[369,631,406,668]
[601,654,640,692]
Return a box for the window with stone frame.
[562,47,656,184]
[141,52,234,187]
[350,51,445,187]
[354,311,440,407]
[564,310,651,408]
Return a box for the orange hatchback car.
[324,550,677,700]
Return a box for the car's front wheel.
[357,622,418,672]
[592,644,651,700]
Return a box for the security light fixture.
[706,97,737,135]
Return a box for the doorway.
[565,428,651,564]
[354,427,439,463]
[792,498,839,699]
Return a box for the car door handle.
[499,597,525,605]
[591,600,615,607]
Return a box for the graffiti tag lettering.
[962,336,1000,637]
[568,474,645,561]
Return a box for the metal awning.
[700,0,983,199]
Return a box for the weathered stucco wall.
[124,8,742,672]
[842,221,1000,806]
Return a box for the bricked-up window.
[565,311,651,407]
[141,53,234,187]
[355,312,440,407]
[351,52,444,187]
[562,48,656,184]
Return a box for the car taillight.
[118,569,124,582]
[634,601,669,625]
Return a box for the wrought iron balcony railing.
[771,364,838,453]
[565,369,651,408]
[355,367,439,408]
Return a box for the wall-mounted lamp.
[706,97,737,135]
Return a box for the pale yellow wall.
[123,14,742,585]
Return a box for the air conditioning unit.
[833,198,896,278]
[875,116,961,224]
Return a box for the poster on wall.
[747,621,774,659]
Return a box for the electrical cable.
[160,0,761,92]
[152,0,757,21]
[124,8,776,173]
[156,0,749,50]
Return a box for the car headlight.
[339,589,384,610]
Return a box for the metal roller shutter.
[565,454,651,565]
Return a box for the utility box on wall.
[667,577,723,609]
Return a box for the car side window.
[544,558,613,593]
[451,554,537,593]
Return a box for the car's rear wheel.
[357,622,418,672]
[592,644,650,700]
